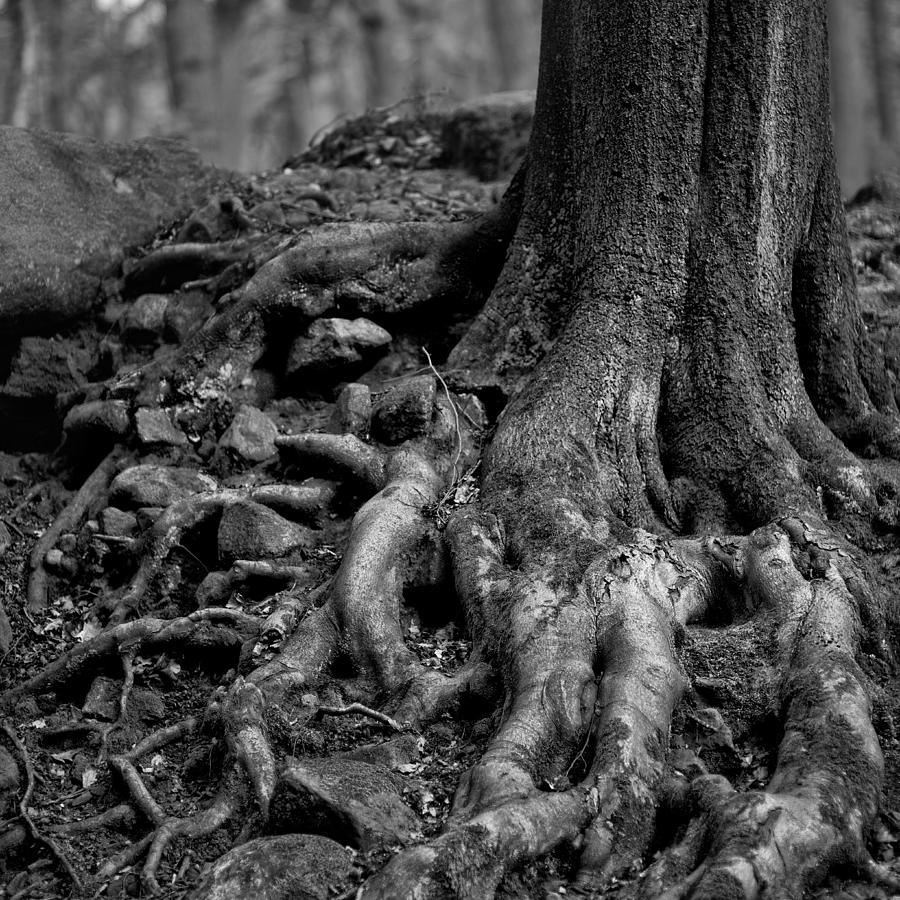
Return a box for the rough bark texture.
[4,0,898,897]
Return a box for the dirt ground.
[1,111,899,899]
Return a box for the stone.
[217,500,313,564]
[1,337,97,450]
[99,507,138,538]
[109,465,217,509]
[134,408,188,447]
[121,294,169,342]
[217,406,278,463]
[162,292,215,344]
[285,318,392,382]
[83,676,120,721]
[196,571,233,608]
[441,90,535,181]
[62,400,131,441]
[371,375,436,443]
[187,834,352,900]
[0,127,217,337]
[6,337,94,397]
[270,758,420,850]
[329,383,371,436]
[365,199,405,222]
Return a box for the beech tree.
[7,0,900,896]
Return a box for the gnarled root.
[642,519,886,899]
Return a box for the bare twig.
[422,347,462,481]
[313,703,402,732]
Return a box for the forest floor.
[1,110,900,900]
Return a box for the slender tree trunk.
[483,0,537,92]
[869,0,900,149]
[354,0,398,108]
[164,0,220,161]
[0,0,24,123]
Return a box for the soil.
[0,109,899,900]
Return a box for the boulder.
[329,383,372,436]
[0,127,218,337]
[371,375,436,443]
[188,834,352,900]
[109,465,217,509]
[216,405,278,463]
[286,318,392,383]
[441,90,535,181]
[134,408,188,447]
[217,500,313,564]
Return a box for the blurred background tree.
[0,0,895,190]
[0,0,542,171]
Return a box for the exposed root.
[123,237,275,295]
[1,608,258,705]
[276,433,387,492]
[141,770,241,895]
[95,652,135,762]
[27,450,123,611]
[222,679,276,817]
[0,724,83,892]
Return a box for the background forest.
[0,0,895,194]
[0,0,541,173]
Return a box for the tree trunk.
[366,0,897,893]
[164,0,220,161]
[11,0,898,897]
[354,0,399,108]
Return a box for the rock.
[371,375,436,443]
[6,337,93,397]
[163,292,215,344]
[134,408,188,447]
[217,500,313,564]
[249,200,286,226]
[0,127,217,337]
[286,318,392,383]
[129,688,166,724]
[329,383,371,436]
[121,294,169,343]
[270,758,419,850]
[109,465,217,509]
[188,834,352,900]
[99,507,138,538]
[83,676,120,721]
[196,571,233,607]
[216,405,278,463]
[0,337,96,450]
[63,400,131,442]
[441,90,535,181]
